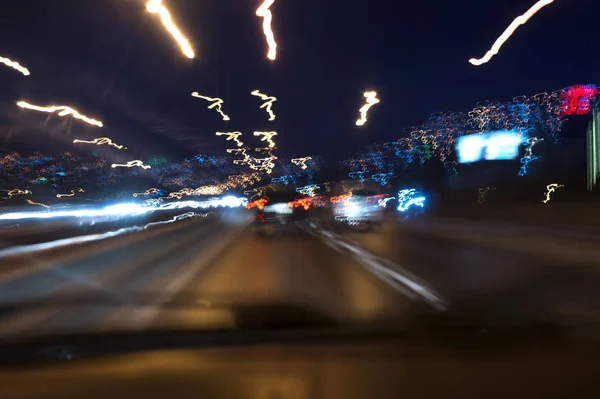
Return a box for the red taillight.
[257,213,265,223]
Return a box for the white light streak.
[251,90,277,121]
[253,131,277,148]
[0,56,30,76]
[469,0,554,66]
[291,157,312,170]
[17,101,103,127]
[0,197,248,223]
[355,91,380,126]
[216,131,244,147]
[73,137,126,150]
[542,183,563,204]
[111,160,152,170]
[256,0,277,61]
[191,92,230,121]
[56,188,85,198]
[146,0,195,59]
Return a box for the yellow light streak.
[0,56,30,76]
[111,160,151,170]
[355,91,380,126]
[254,131,277,148]
[5,189,32,197]
[73,137,126,150]
[165,188,195,200]
[542,183,563,204]
[26,199,49,208]
[291,157,312,170]
[251,90,277,121]
[256,0,277,61]
[469,0,554,66]
[191,92,230,120]
[216,131,244,147]
[17,101,103,127]
[56,188,85,198]
[146,0,195,59]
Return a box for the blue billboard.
[456,131,522,163]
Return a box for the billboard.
[456,131,522,163]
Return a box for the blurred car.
[330,191,384,232]
[248,191,309,236]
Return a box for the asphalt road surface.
[1,211,600,340]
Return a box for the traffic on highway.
[1,0,600,397]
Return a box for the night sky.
[0,0,597,163]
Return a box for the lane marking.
[302,221,447,310]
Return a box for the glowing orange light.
[330,193,352,204]
[17,101,103,127]
[191,93,230,121]
[355,91,380,126]
[245,198,268,210]
[146,0,195,59]
[469,0,554,66]
[256,0,277,61]
[0,56,30,76]
[289,198,312,210]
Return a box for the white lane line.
[305,223,447,310]
[132,223,248,328]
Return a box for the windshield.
[0,0,599,344]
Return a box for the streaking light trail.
[73,137,126,150]
[542,183,563,204]
[4,189,32,198]
[56,188,85,198]
[0,56,30,76]
[256,0,277,61]
[216,131,244,147]
[26,199,49,208]
[146,0,195,59]
[17,101,103,127]
[291,157,312,170]
[0,197,248,222]
[251,90,277,120]
[111,160,152,170]
[254,131,277,148]
[397,189,426,212]
[356,91,380,126]
[133,188,161,197]
[469,0,554,66]
[191,92,230,121]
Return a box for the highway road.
[1,211,600,340]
